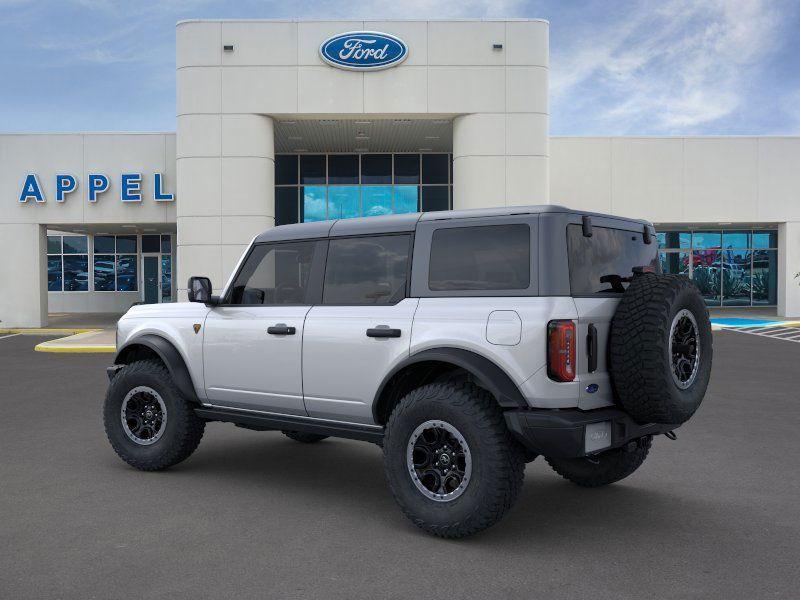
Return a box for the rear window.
[428,224,530,291]
[567,224,659,295]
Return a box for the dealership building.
[1,18,799,327]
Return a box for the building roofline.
[0,131,175,136]
[176,18,549,26]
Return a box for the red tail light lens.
[547,320,576,382]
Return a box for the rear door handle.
[587,323,598,373]
[366,326,401,338]
[267,324,296,335]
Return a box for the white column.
[778,221,800,317]
[452,113,549,210]
[176,114,274,299]
[0,224,47,327]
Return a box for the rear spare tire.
[609,273,712,425]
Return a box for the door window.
[323,235,410,305]
[228,242,316,305]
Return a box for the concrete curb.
[34,343,116,354]
[0,328,101,335]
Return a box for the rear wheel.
[383,380,525,538]
[545,436,652,487]
[282,430,328,443]
[103,359,205,471]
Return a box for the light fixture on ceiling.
[293,148,308,153]
[280,120,297,125]
[393,119,412,124]
[425,136,440,140]
[419,147,433,152]
[355,120,372,125]
[320,119,338,125]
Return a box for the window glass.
[275,155,298,185]
[361,154,391,184]
[47,256,62,291]
[161,235,171,254]
[94,255,116,291]
[421,154,449,184]
[63,255,89,291]
[161,255,172,300]
[94,235,115,253]
[47,235,62,254]
[567,225,659,295]
[328,186,360,219]
[752,230,778,249]
[302,186,327,222]
[324,235,410,305]
[657,231,690,249]
[752,250,777,305]
[116,256,138,291]
[722,249,751,306]
[62,235,88,254]
[421,186,449,212]
[300,155,326,184]
[394,186,419,214]
[394,154,420,184]
[659,251,690,276]
[141,234,160,253]
[692,231,721,249]
[692,250,721,306]
[722,231,750,249]
[229,242,316,305]
[362,186,392,216]
[275,187,299,226]
[116,235,137,254]
[328,155,359,184]
[429,225,530,291]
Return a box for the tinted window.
[421,186,449,212]
[567,225,659,295]
[428,225,530,291]
[62,235,87,254]
[275,187,299,225]
[116,235,137,253]
[94,235,115,253]
[328,154,358,184]
[229,242,316,305]
[275,155,298,185]
[300,155,325,184]
[361,154,391,184]
[324,235,410,304]
[142,234,160,253]
[422,154,448,184]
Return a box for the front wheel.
[383,381,525,538]
[103,359,205,471]
[545,436,652,488]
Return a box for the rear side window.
[228,241,316,305]
[428,224,530,291]
[323,235,410,305]
[567,224,659,295]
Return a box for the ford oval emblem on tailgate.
[320,31,408,71]
[586,383,599,394]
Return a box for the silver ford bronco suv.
[104,205,712,538]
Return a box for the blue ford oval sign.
[319,31,408,71]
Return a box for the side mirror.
[187,276,217,305]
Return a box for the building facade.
[1,19,798,327]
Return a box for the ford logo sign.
[320,31,408,71]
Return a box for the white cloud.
[551,0,791,133]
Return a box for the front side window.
[428,225,530,291]
[229,241,316,305]
[567,225,659,295]
[323,235,410,305]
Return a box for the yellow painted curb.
[0,328,100,335]
[34,343,116,354]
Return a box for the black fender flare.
[114,334,199,403]
[373,347,527,419]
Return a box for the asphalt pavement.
[1,330,799,599]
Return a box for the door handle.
[267,324,296,336]
[366,326,401,338]
[587,323,598,373]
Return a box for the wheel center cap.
[145,410,154,419]
[439,453,451,466]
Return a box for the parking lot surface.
[1,331,799,599]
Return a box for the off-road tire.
[546,436,652,487]
[282,430,329,443]
[610,273,712,425]
[103,359,205,471]
[383,380,525,538]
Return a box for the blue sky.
[1,0,798,135]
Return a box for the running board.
[194,406,384,444]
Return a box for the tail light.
[547,320,576,382]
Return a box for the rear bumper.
[504,407,677,458]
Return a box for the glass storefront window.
[361,154,392,184]
[328,186,360,219]
[328,155,358,184]
[116,235,137,254]
[63,255,89,291]
[422,186,449,212]
[302,186,327,222]
[394,186,419,214]
[276,187,299,225]
[656,231,691,249]
[721,249,751,306]
[722,231,750,249]
[161,235,171,254]
[692,250,721,305]
[659,251,690,275]
[275,154,298,185]
[94,235,115,253]
[47,256,62,291]
[63,235,88,254]
[161,255,172,301]
[93,255,115,291]
[47,235,88,292]
[300,155,325,184]
[422,154,449,184]
[394,154,420,184]
[692,231,721,249]
[116,255,137,291]
[752,231,778,249]
[362,186,392,216]
[142,234,161,253]
[47,235,62,254]
[753,250,778,305]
